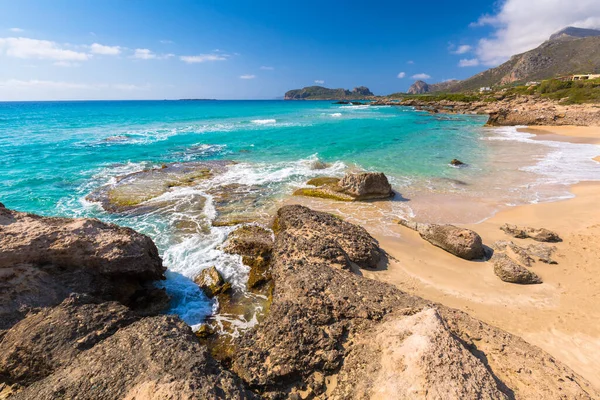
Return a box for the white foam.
[251,119,276,125]
[330,113,342,117]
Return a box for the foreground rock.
[10,314,254,399]
[0,207,166,331]
[294,171,394,202]
[500,223,562,242]
[492,252,543,284]
[231,205,598,399]
[493,240,557,266]
[399,220,485,260]
[223,225,274,289]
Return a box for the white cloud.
[240,74,256,79]
[314,80,325,84]
[411,73,431,80]
[0,37,90,61]
[260,66,274,70]
[397,72,406,78]
[451,44,472,54]
[53,61,81,67]
[471,0,600,65]
[90,43,121,55]
[133,48,156,59]
[407,60,414,64]
[0,79,146,90]
[180,53,228,63]
[9,28,24,33]
[159,39,173,44]
[458,58,480,67]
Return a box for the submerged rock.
[194,266,231,298]
[492,252,542,284]
[399,220,485,260]
[500,223,562,242]
[0,206,166,330]
[450,158,466,166]
[86,161,231,213]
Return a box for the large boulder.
[11,315,255,400]
[492,253,543,284]
[0,207,166,331]
[337,172,394,200]
[231,206,598,399]
[399,220,485,260]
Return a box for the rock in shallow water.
[194,266,231,298]
[223,225,274,290]
[399,220,486,260]
[294,171,394,202]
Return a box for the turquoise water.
[2,100,598,329]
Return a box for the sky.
[1,0,599,100]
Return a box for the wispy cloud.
[180,53,228,63]
[411,73,431,80]
[90,43,121,55]
[314,80,325,84]
[260,66,274,70]
[9,28,24,33]
[133,48,156,59]
[240,74,256,79]
[458,58,479,67]
[407,60,414,64]
[53,61,81,67]
[0,79,148,90]
[159,39,173,44]
[450,44,472,54]
[471,0,600,65]
[0,37,90,61]
[397,72,406,78]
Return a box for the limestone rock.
[224,225,274,290]
[0,207,166,331]
[337,172,393,200]
[493,240,557,266]
[12,315,255,400]
[500,223,562,242]
[194,266,231,298]
[399,220,485,260]
[492,252,542,284]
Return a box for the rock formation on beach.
[294,171,394,202]
[1,204,598,399]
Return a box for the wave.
[330,113,342,117]
[251,119,276,125]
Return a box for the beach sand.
[287,125,600,389]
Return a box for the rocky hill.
[285,85,374,100]
[408,80,460,94]
[412,27,600,94]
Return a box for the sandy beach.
[361,125,600,389]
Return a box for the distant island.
[285,86,374,100]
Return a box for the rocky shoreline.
[371,96,600,126]
[1,199,599,399]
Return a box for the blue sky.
[1,0,598,100]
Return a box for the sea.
[2,100,599,330]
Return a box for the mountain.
[285,86,374,100]
[419,27,600,94]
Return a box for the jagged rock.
[331,308,507,399]
[337,172,393,200]
[500,223,562,242]
[399,220,485,260]
[408,80,431,94]
[526,242,558,264]
[450,158,465,166]
[0,294,136,386]
[493,240,557,266]
[224,225,274,290]
[194,266,231,298]
[0,202,4,208]
[0,207,166,331]
[231,206,597,399]
[12,315,255,400]
[492,253,542,284]
[305,177,340,187]
[274,205,382,269]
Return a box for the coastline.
[360,126,600,388]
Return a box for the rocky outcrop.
[194,266,231,298]
[492,252,543,284]
[10,313,254,400]
[399,220,485,260]
[231,205,597,399]
[493,240,557,266]
[0,207,166,331]
[500,223,562,242]
[294,171,394,202]
[284,86,373,100]
[408,80,431,94]
[223,225,274,289]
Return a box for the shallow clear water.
[2,100,599,328]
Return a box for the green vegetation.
[285,86,373,100]
[389,92,484,102]
[504,78,600,104]
[293,188,353,202]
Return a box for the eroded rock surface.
[0,207,166,330]
[500,223,562,242]
[224,225,274,289]
[194,266,232,298]
[294,171,393,202]
[399,220,485,260]
[492,252,543,284]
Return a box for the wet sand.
[286,125,600,389]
